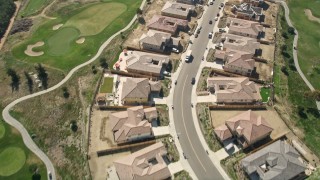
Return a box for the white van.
[209,0,214,5]
[185,50,192,62]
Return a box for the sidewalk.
[168,161,184,176]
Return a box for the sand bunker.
[76,37,85,44]
[52,24,63,30]
[24,41,44,57]
[304,9,320,24]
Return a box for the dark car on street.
[191,77,195,85]
[209,20,213,24]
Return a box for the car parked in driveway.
[219,28,226,33]
[172,48,179,53]
[195,33,198,38]
[208,32,213,38]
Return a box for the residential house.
[139,30,180,52]
[214,49,255,76]
[243,0,264,7]
[227,17,263,38]
[114,142,171,180]
[177,0,195,5]
[125,51,169,77]
[147,15,188,35]
[241,140,306,180]
[161,1,195,20]
[207,77,262,104]
[121,78,161,105]
[214,110,273,148]
[232,3,263,21]
[109,106,158,143]
[221,33,260,54]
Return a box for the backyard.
[288,0,320,89]
[100,77,113,93]
[13,0,142,71]
[260,87,270,102]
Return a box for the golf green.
[47,27,80,56]
[0,123,4,139]
[0,147,26,176]
[65,2,127,36]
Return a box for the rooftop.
[139,30,171,47]
[161,1,195,18]
[215,49,255,70]
[227,17,263,37]
[221,33,260,54]
[147,15,188,33]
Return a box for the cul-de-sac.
[0,0,320,179]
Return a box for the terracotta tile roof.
[225,110,273,146]
[126,51,169,75]
[221,33,260,54]
[161,1,195,18]
[227,17,263,37]
[149,81,162,92]
[147,15,188,34]
[139,30,171,47]
[214,124,233,141]
[121,78,151,100]
[207,77,262,103]
[114,142,171,180]
[233,3,263,16]
[109,106,158,143]
[241,140,306,180]
[223,49,255,70]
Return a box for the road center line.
[180,75,207,172]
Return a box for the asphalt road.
[172,2,225,180]
[1,1,147,179]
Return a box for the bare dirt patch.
[255,62,272,81]
[24,41,44,56]
[304,9,320,24]
[262,2,279,27]
[260,44,275,62]
[211,109,290,139]
[52,23,63,30]
[76,37,85,44]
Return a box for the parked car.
[195,33,198,38]
[48,171,52,180]
[163,71,171,76]
[209,20,213,24]
[209,0,214,5]
[191,77,196,85]
[215,17,218,21]
[208,32,213,38]
[217,13,220,17]
[219,28,226,33]
[172,47,179,53]
[220,3,224,7]
[196,28,201,34]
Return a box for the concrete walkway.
[168,161,184,176]
[1,1,147,180]
[276,0,320,111]
[152,126,170,136]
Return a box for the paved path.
[277,0,320,110]
[1,1,147,179]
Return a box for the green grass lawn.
[13,0,142,72]
[288,0,320,89]
[47,27,79,56]
[100,77,114,93]
[260,87,270,102]
[0,147,26,176]
[0,123,4,139]
[65,2,127,36]
[21,0,48,17]
[0,118,47,179]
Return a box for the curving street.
[1,0,147,179]
[172,1,226,179]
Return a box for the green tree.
[99,57,108,69]
[136,8,142,15]
[7,68,20,91]
[0,0,16,38]
[35,63,48,89]
[24,71,33,93]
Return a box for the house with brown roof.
[227,17,263,38]
[147,15,188,35]
[109,106,158,143]
[125,51,169,77]
[139,30,180,53]
[214,110,273,148]
[241,140,306,180]
[221,33,260,54]
[207,77,262,104]
[215,49,255,76]
[161,1,195,20]
[114,142,171,180]
[243,0,264,7]
[121,78,161,105]
[232,3,263,21]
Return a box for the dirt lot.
[255,61,273,81]
[210,109,290,140]
[262,1,279,27]
[263,27,276,43]
[259,43,275,62]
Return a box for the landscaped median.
[13,0,143,71]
